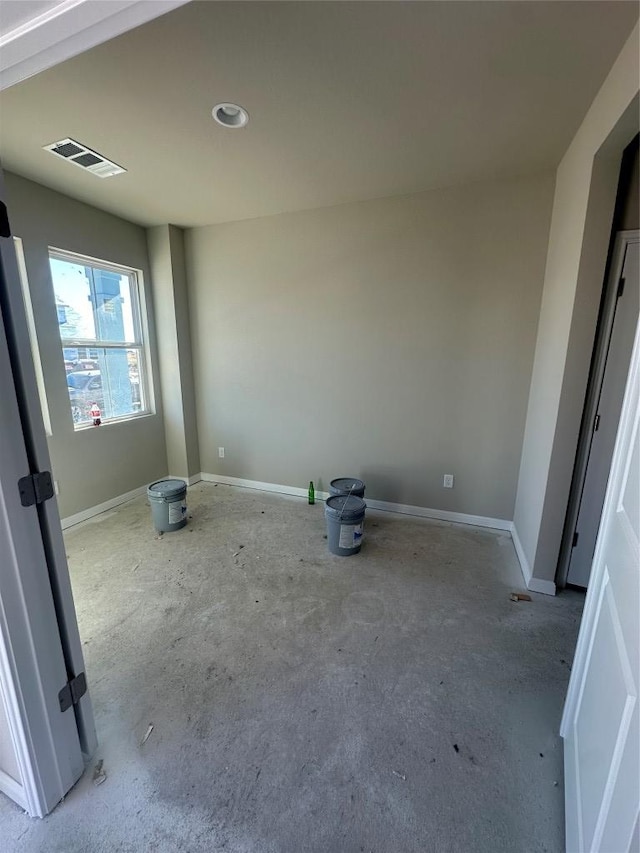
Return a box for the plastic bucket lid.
[330,478,365,494]
[147,478,187,499]
[324,494,366,520]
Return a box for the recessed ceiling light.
[212,102,249,128]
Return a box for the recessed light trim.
[212,102,249,128]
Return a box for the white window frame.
[48,247,154,429]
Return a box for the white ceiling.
[0,1,637,228]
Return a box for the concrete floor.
[1,483,583,853]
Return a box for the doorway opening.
[556,136,639,590]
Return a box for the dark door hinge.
[617,277,626,299]
[572,531,579,548]
[0,201,11,239]
[594,413,601,432]
[59,672,87,712]
[18,471,54,507]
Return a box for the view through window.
[48,250,150,428]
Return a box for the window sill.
[72,410,155,432]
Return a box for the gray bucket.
[147,479,187,532]
[324,494,366,556]
[329,477,366,498]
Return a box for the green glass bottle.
[308,481,315,505]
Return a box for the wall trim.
[0,769,27,813]
[60,474,555,596]
[0,0,190,91]
[200,472,512,531]
[60,474,202,529]
[60,484,150,530]
[169,473,201,486]
[363,497,511,531]
[511,522,556,595]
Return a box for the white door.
[0,175,96,816]
[567,238,640,587]
[561,312,640,851]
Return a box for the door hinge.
[58,672,87,712]
[0,201,11,238]
[572,531,579,548]
[617,276,626,299]
[594,413,601,432]
[18,471,54,507]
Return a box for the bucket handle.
[339,483,356,520]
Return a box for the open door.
[561,312,640,851]
[0,171,96,816]
[566,235,640,587]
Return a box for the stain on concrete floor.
[0,484,583,852]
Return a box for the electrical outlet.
[443,474,454,489]
[218,447,225,458]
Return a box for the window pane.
[67,348,143,426]
[50,256,138,344]
[50,250,149,429]
[50,257,96,341]
[94,270,137,344]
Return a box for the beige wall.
[148,225,200,480]
[513,23,639,588]
[186,173,554,521]
[4,173,168,519]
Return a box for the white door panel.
[562,312,640,852]
[0,298,85,816]
[0,170,95,815]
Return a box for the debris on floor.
[392,770,406,781]
[140,724,154,746]
[510,592,532,602]
[453,743,459,753]
[92,759,106,786]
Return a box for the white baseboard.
[510,523,556,596]
[168,473,202,486]
[60,484,150,529]
[363,497,511,531]
[200,473,511,531]
[200,472,326,501]
[0,768,27,814]
[59,472,556,595]
[60,474,202,529]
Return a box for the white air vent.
[43,138,126,178]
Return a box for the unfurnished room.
[0,2,638,852]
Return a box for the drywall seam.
[200,473,512,531]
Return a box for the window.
[48,249,151,428]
